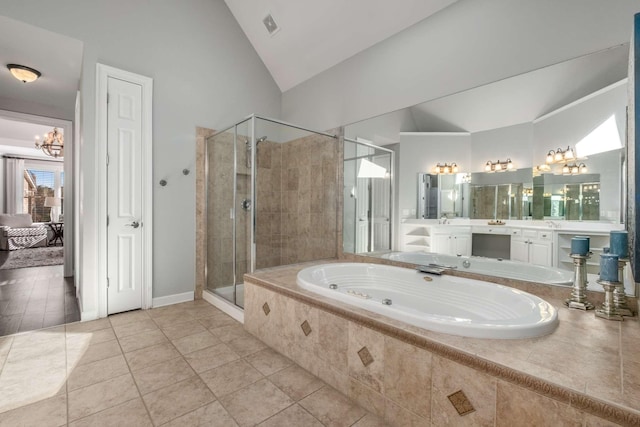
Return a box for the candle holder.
[565,253,593,310]
[614,258,633,316]
[595,280,624,321]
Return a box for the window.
[23,167,63,222]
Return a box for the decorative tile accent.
[447,390,475,416]
[262,302,271,316]
[300,320,312,336]
[357,347,374,367]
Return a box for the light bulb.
[565,147,574,159]
[546,151,554,164]
[562,165,569,174]
[554,149,563,162]
[452,164,459,173]
[485,161,492,172]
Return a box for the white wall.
[0,0,282,314]
[471,123,534,173]
[281,0,640,132]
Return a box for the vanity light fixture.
[7,64,41,83]
[545,146,575,164]
[433,162,458,174]
[562,162,587,175]
[484,158,514,173]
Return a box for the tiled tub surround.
[244,261,640,426]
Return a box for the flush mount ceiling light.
[7,64,41,83]
[35,127,64,158]
[433,162,459,174]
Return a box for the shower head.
[256,136,267,144]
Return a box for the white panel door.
[355,176,370,253]
[107,77,143,315]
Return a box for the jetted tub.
[296,263,558,339]
[381,251,574,286]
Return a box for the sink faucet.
[546,220,560,228]
[439,215,449,225]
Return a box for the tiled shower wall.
[205,131,339,289]
[256,134,339,268]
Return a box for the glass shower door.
[206,119,252,308]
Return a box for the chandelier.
[35,128,64,158]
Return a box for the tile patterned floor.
[0,300,387,426]
[0,265,79,337]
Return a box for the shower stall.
[205,115,339,308]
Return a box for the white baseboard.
[153,291,194,308]
[80,309,99,321]
[202,291,244,323]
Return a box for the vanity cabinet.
[432,227,472,256]
[510,229,552,266]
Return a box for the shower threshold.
[203,284,244,323]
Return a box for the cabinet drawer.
[522,229,538,238]
[510,228,522,237]
[537,231,552,240]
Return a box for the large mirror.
[341,43,629,275]
[343,138,393,254]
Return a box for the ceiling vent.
[262,13,280,36]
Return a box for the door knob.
[126,221,140,229]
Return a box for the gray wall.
[281,0,640,132]
[0,0,282,309]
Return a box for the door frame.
[0,109,74,277]
[96,63,153,317]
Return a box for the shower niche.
[205,116,339,308]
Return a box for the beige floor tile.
[268,365,325,401]
[172,330,221,355]
[245,347,293,376]
[132,356,195,395]
[351,413,388,427]
[187,304,222,319]
[163,401,239,427]
[160,319,208,340]
[7,329,66,362]
[0,336,12,369]
[142,376,215,425]
[68,397,152,427]
[66,318,112,333]
[68,373,140,421]
[184,343,240,373]
[112,318,158,339]
[226,333,267,357]
[152,310,198,329]
[83,328,117,345]
[0,394,66,427]
[76,339,122,367]
[118,328,168,353]
[0,353,67,414]
[198,313,240,330]
[220,378,294,427]
[124,342,181,371]
[208,323,247,343]
[199,359,263,397]
[67,354,129,391]
[257,404,323,427]
[108,310,150,327]
[299,386,367,427]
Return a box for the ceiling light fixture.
[433,162,458,174]
[7,64,41,83]
[35,127,64,158]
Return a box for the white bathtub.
[381,251,574,286]
[296,263,558,339]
